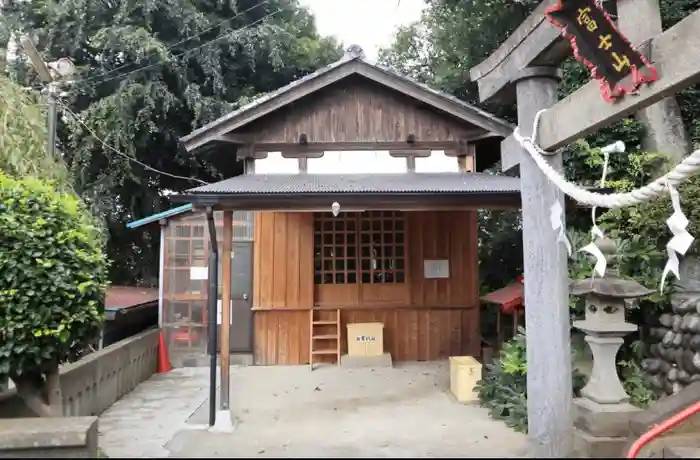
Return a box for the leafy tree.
[0,74,70,186]
[2,0,342,285]
[0,172,109,416]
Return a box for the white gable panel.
[307,151,407,174]
[254,152,299,174]
[415,151,459,173]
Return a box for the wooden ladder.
[309,308,341,370]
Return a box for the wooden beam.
[501,7,700,169]
[389,149,431,157]
[469,0,571,103]
[354,64,515,136]
[220,211,233,411]
[214,133,249,145]
[251,140,467,153]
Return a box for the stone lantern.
[570,236,653,457]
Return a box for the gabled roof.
[180,45,515,152]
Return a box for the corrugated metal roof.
[182,173,520,195]
[105,286,158,310]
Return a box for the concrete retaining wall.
[0,328,160,418]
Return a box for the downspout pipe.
[205,207,219,427]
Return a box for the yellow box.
[347,322,384,357]
[449,356,483,403]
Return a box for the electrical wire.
[78,8,284,89]
[57,99,209,185]
[26,7,297,186]
[80,0,272,85]
[26,5,283,91]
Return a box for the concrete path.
[98,367,212,457]
[99,361,529,458]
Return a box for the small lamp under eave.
[331,202,340,217]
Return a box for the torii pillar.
[472,63,573,456]
[515,67,573,457]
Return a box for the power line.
[79,8,284,89]
[26,4,282,91]
[80,0,272,86]
[57,99,209,185]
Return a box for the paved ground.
[99,361,529,458]
[98,367,212,457]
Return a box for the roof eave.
[126,203,194,229]
[169,190,522,212]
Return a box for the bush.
[0,172,108,415]
[476,329,587,433]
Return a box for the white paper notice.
[424,260,450,279]
[190,266,208,280]
[216,300,233,325]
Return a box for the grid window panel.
[164,300,205,325]
[313,211,405,285]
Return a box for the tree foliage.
[0,172,109,416]
[0,74,70,186]
[2,0,342,285]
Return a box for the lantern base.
[572,397,640,458]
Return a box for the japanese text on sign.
[545,0,658,101]
[356,335,376,343]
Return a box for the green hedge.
[0,172,108,381]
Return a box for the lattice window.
[314,211,405,285]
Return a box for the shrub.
[0,172,108,415]
[476,328,587,433]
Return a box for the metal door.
[227,241,253,352]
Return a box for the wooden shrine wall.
[252,211,480,365]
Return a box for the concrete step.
[664,446,700,458]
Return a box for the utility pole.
[19,35,74,158]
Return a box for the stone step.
[664,446,700,458]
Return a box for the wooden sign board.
[545,0,658,102]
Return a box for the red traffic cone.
[157,330,173,374]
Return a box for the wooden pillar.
[617,0,690,162]
[220,210,233,411]
[514,66,573,457]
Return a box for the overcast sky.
[297,0,426,62]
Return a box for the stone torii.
[471,0,688,171]
[470,0,699,457]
